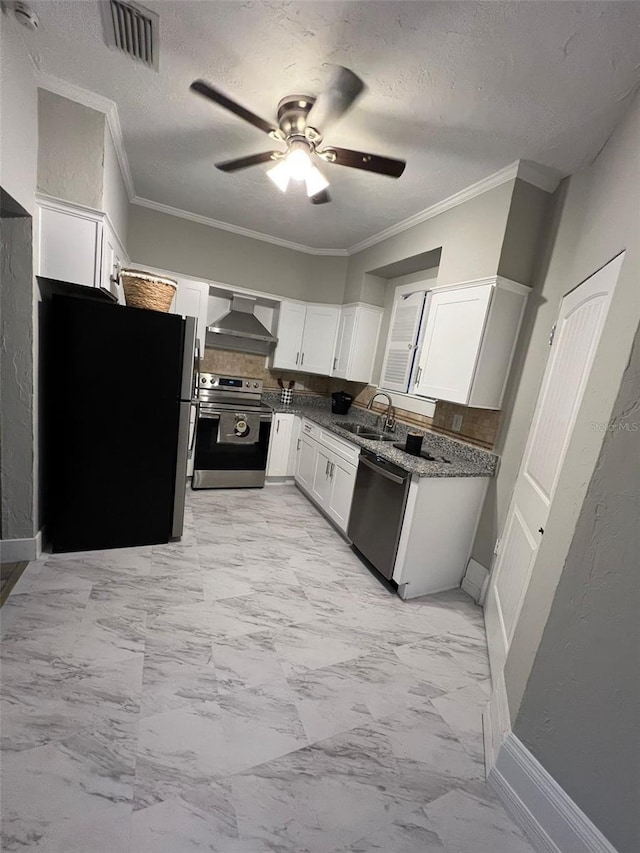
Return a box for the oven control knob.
[253,383,259,388]
[245,382,250,387]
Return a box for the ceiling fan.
[190,66,406,205]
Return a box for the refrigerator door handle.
[180,317,198,400]
[172,400,192,539]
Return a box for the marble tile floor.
[1,485,538,853]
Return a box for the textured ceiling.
[22,1,640,250]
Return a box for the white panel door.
[486,253,624,669]
[300,305,340,375]
[415,284,492,403]
[295,433,317,493]
[332,307,357,378]
[272,301,306,370]
[380,290,426,393]
[327,458,357,533]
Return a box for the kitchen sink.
[334,422,396,441]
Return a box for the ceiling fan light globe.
[267,161,290,193]
[286,148,312,181]
[305,165,330,198]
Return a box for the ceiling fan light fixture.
[285,147,313,181]
[305,165,330,198]
[267,160,291,193]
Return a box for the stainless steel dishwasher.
[347,449,411,580]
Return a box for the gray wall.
[514,323,640,853]
[0,19,39,543]
[128,204,348,304]
[344,180,516,305]
[102,125,129,245]
[504,92,640,718]
[0,211,34,539]
[0,19,38,216]
[37,90,105,210]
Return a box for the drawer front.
[317,427,360,466]
[301,418,320,441]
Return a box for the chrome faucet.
[366,390,396,432]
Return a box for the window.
[380,282,431,396]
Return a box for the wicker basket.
[120,269,177,312]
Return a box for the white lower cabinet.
[295,419,359,534]
[266,413,297,477]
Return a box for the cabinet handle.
[333,357,338,370]
[325,459,330,477]
[301,352,305,366]
[295,352,300,365]
[416,366,422,385]
[276,420,280,434]
[297,438,301,451]
[330,462,335,479]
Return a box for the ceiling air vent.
[102,0,159,70]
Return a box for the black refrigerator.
[40,280,197,552]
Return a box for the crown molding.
[130,195,349,256]
[35,72,136,201]
[516,159,563,194]
[32,71,562,258]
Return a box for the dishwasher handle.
[359,454,408,485]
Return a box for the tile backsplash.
[199,348,331,394]
[199,348,500,449]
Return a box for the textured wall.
[1,213,34,539]
[344,181,515,305]
[504,92,640,717]
[514,324,640,853]
[0,19,38,215]
[37,90,105,209]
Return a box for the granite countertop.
[264,393,498,479]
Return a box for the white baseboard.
[0,531,40,562]
[489,733,618,853]
[461,557,489,603]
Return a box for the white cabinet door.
[311,445,332,508]
[266,414,295,477]
[272,301,306,370]
[415,284,492,404]
[326,457,357,533]
[174,279,210,348]
[295,433,317,492]
[300,305,340,375]
[38,203,103,288]
[101,223,127,304]
[332,307,357,378]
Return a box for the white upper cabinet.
[173,279,210,348]
[380,289,427,393]
[299,305,340,374]
[38,199,103,288]
[414,278,529,409]
[332,304,383,383]
[101,219,128,304]
[272,301,339,375]
[272,301,306,370]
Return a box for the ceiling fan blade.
[310,189,331,205]
[190,80,279,136]
[215,152,280,172]
[322,147,406,178]
[305,66,365,136]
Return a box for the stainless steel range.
[192,373,273,489]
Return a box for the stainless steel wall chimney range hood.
[206,296,277,354]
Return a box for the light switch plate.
[452,413,463,432]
